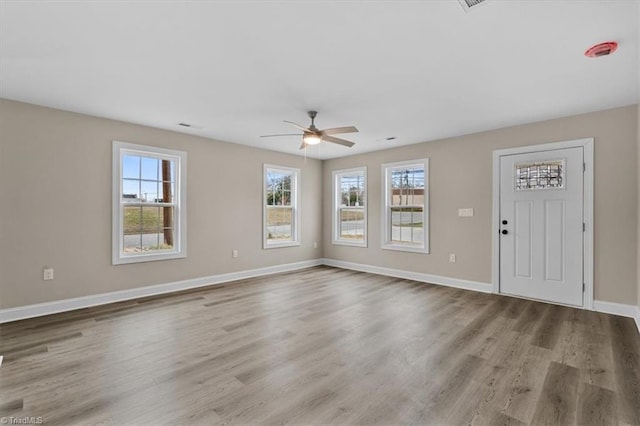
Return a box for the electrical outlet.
[43,267,54,280]
[232,249,238,258]
[449,254,456,263]
[313,242,318,249]
[458,208,474,217]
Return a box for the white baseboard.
[322,258,492,293]
[593,300,640,333]
[0,259,323,323]
[3,257,639,337]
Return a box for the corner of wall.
[637,0,640,311]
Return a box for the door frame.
[491,138,594,309]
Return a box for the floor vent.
[458,0,487,12]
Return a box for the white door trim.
[492,138,594,309]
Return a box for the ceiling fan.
[261,111,358,149]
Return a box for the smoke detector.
[457,0,487,13]
[584,41,618,58]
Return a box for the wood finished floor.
[1,266,639,425]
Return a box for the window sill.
[332,240,367,248]
[381,244,429,254]
[113,251,186,265]
[263,241,300,250]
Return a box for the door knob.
[502,220,508,225]
[501,230,508,235]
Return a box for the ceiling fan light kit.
[260,110,358,150]
[303,133,322,145]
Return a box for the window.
[263,164,300,248]
[112,141,187,264]
[515,159,565,190]
[382,159,429,253]
[332,167,367,246]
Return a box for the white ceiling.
[1,0,638,159]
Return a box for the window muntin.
[382,159,429,253]
[113,142,186,264]
[333,167,367,246]
[264,165,300,248]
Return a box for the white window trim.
[112,141,187,265]
[332,166,367,247]
[263,164,300,249]
[381,158,429,254]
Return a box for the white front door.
[499,146,584,306]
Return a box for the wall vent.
[457,0,488,12]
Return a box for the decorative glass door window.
[515,159,565,190]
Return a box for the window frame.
[332,166,367,247]
[112,141,187,265]
[263,164,300,249]
[381,158,429,254]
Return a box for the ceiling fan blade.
[283,120,310,132]
[323,135,355,148]
[299,141,308,150]
[260,133,302,138]
[321,126,359,136]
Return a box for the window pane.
[161,206,174,230]
[160,228,175,250]
[123,155,140,179]
[266,206,293,241]
[123,206,142,253]
[158,181,174,203]
[141,206,162,234]
[160,159,174,183]
[140,180,159,203]
[391,166,424,206]
[340,173,365,207]
[281,190,291,206]
[390,206,424,245]
[515,159,564,190]
[266,171,293,206]
[141,157,159,181]
[124,206,142,234]
[122,179,140,201]
[339,207,365,240]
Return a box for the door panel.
[499,147,583,306]
[514,201,532,278]
[544,199,564,282]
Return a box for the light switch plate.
[458,208,474,217]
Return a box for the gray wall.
[323,105,638,305]
[0,99,323,309]
[637,0,640,311]
[1,99,638,310]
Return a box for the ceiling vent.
[457,0,487,12]
[178,122,203,129]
